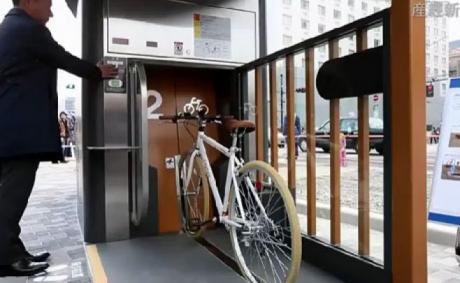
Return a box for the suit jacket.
[0,8,101,160]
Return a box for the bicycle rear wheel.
[229,161,301,283]
[178,152,211,238]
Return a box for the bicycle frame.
[183,129,265,228]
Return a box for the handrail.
[130,62,150,226]
[237,8,389,72]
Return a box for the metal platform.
[202,229,344,283]
[88,234,246,283]
[87,229,343,283]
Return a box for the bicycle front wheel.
[178,152,211,238]
[229,161,301,283]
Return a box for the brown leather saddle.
[224,118,256,135]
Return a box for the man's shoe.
[25,251,51,262]
[0,258,48,277]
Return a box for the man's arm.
[27,25,116,80]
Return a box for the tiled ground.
[0,160,91,283]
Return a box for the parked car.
[297,118,384,155]
[268,129,286,148]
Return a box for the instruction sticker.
[194,14,231,59]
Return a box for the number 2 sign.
[147,90,163,120]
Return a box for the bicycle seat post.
[231,133,238,150]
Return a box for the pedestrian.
[435,127,440,144]
[283,113,302,159]
[59,112,70,160]
[0,0,117,277]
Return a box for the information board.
[429,78,460,225]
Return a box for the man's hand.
[97,63,118,79]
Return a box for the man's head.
[13,0,53,25]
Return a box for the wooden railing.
[237,9,389,259]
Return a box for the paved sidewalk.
[0,160,90,283]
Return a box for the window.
[369,118,384,130]
[318,5,326,16]
[301,0,309,9]
[334,9,341,19]
[348,15,355,22]
[301,19,309,30]
[341,119,358,132]
[434,68,439,76]
[442,57,447,65]
[283,0,292,5]
[318,24,326,33]
[283,34,293,46]
[283,14,292,27]
[319,121,330,132]
[434,55,439,64]
[374,39,380,47]
[348,0,354,8]
[362,2,368,11]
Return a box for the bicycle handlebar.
[158,113,234,123]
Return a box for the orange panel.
[147,68,223,234]
[147,69,182,234]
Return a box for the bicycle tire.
[178,152,211,238]
[228,161,301,283]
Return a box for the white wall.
[0,1,82,114]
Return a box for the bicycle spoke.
[229,162,300,283]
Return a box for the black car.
[297,117,384,155]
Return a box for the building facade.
[449,40,460,77]
[265,0,449,129]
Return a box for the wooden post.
[306,48,317,236]
[269,62,279,170]
[255,66,265,162]
[357,29,370,256]
[286,54,296,195]
[391,1,427,282]
[329,40,341,245]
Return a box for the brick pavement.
[0,160,91,283]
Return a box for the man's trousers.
[0,158,39,265]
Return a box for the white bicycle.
[158,100,301,283]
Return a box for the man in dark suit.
[0,0,117,277]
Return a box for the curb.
[296,199,457,246]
